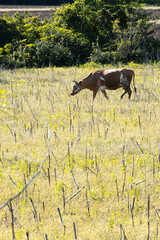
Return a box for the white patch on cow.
[120,73,124,83]
[98,85,106,91]
[100,76,105,81]
[73,82,78,87]
[74,87,80,93]
[120,73,129,86]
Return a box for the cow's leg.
[101,90,109,100]
[93,90,98,100]
[121,87,132,99]
[121,89,127,99]
[128,87,132,99]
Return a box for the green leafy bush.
[0,0,159,68]
[0,18,21,47]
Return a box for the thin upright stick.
[73,222,77,240]
[147,195,150,240]
[8,202,15,240]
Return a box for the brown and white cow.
[71,69,137,100]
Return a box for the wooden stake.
[28,163,31,176]
[132,157,134,177]
[8,201,15,240]
[127,194,130,215]
[73,222,77,240]
[43,202,45,212]
[122,170,126,197]
[120,224,128,240]
[147,195,150,240]
[48,168,50,185]
[14,132,17,143]
[62,187,65,212]
[115,179,119,203]
[130,190,136,227]
[26,232,29,240]
[51,151,59,167]
[54,168,57,185]
[85,190,90,216]
[70,169,79,190]
[9,175,17,187]
[48,154,51,169]
[57,207,63,226]
[156,222,159,240]
[24,174,27,198]
[30,198,38,227]
[120,224,122,240]
[95,155,100,173]
[86,171,90,190]
[138,115,141,128]
[122,147,126,197]
[135,141,144,155]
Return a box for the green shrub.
[0,18,21,47]
[0,1,159,68]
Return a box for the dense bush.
[139,0,160,5]
[90,18,160,64]
[0,18,22,47]
[0,0,159,68]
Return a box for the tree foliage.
[0,0,159,68]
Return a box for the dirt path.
[0,5,58,20]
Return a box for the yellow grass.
[0,63,160,239]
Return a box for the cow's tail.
[132,71,139,100]
[132,71,136,93]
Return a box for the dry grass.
[0,63,160,239]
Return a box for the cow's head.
[70,81,83,96]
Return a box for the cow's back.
[102,70,121,88]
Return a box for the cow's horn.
[73,81,78,84]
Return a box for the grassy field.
[0,63,160,239]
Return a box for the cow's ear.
[79,81,82,85]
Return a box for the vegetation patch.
[0,0,159,68]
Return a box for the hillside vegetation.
[0,63,160,239]
[0,0,159,6]
[0,0,159,68]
